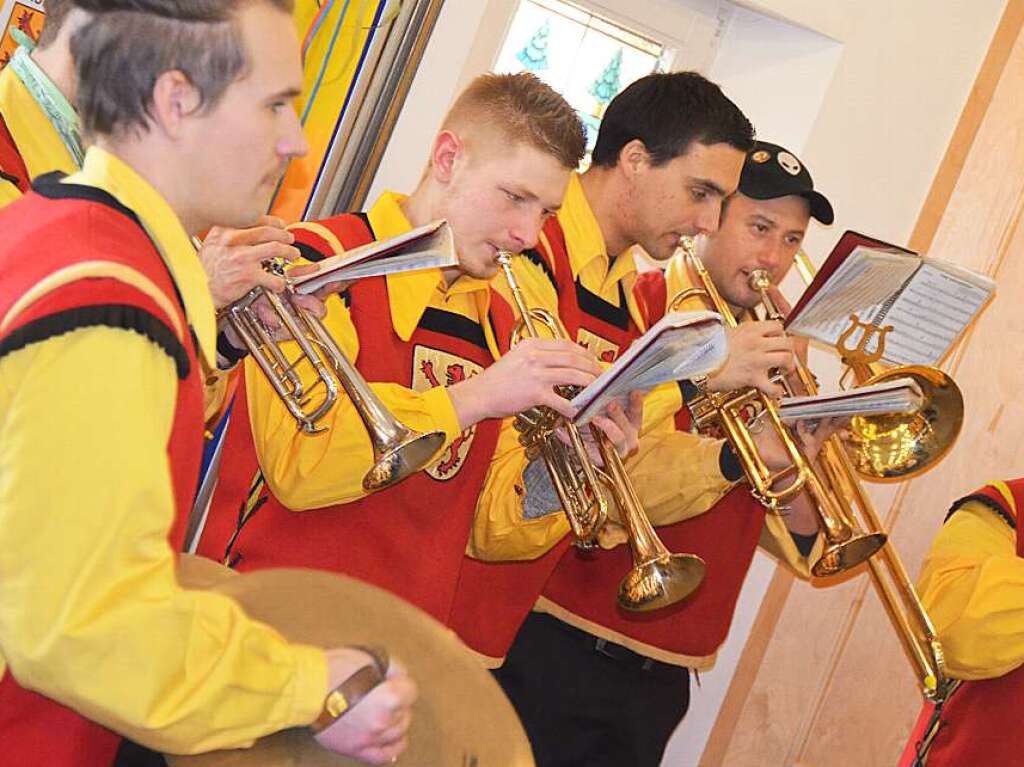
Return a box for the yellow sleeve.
[0,327,327,754]
[468,416,571,561]
[247,289,463,510]
[0,176,21,208]
[623,416,736,526]
[917,499,1024,679]
[641,381,682,435]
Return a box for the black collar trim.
[574,277,630,330]
[945,493,1016,529]
[418,307,488,351]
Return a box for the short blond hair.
[442,73,585,169]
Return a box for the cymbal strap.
[310,646,390,733]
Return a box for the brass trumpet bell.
[590,432,706,611]
[498,250,704,610]
[811,530,888,578]
[619,555,707,611]
[845,365,964,480]
[225,283,444,492]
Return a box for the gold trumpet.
[497,250,706,611]
[224,271,445,491]
[751,268,955,702]
[669,240,887,577]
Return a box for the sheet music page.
[778,376,923,422]
[292,221,456,294]
[571,311,727,426]
[879,261,994,365]
[787,247,919,347]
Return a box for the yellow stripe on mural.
[272,0,385,223]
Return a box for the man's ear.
[149,70,202,140]
[430,129,464,183]
[618,138,650,179]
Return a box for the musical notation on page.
[570,311,727,426]
[786,232,995,367]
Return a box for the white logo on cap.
[777,152,801,176]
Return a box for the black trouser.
[112,740,166,767]
[494,612,690,767]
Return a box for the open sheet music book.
[778,377,924,423]
[785,231,994,367]
[570,311,727,426]
[291,220,456,294]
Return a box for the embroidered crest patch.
[412,345,484,480]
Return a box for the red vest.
[0,111,30,194]
[540,264,765,666]
[448,217,648,663]
[198,214,515,623]
[915,478,1024,766]
[0,176,203,766]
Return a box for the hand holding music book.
[570,311,727,426]
[290,220,457,295]
[785,231,994,367]
[778,376,924,423]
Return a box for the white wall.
[367,0,491,201]
[709,7,842,153]
[738,0,1008,262]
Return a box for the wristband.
[216,329,249,368]
[311,646,389,733]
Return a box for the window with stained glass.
[493,0,670,158]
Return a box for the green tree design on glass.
[589,47,623,117]
[516,19,550,71]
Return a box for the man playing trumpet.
[197,73,643,630]
[0,0,326,436]
[481,97,839,764]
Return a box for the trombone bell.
[811,530,887,578]
[845,365,964,480]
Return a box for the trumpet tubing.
[224,282,444,491]
[751,268,951,702]
[672,242,886,577]
[497,251,705,611]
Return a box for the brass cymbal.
[167,556,534,767]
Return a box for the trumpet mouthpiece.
[748,269,773,291]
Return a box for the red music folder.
[785,230,994,367]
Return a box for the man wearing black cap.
[682,139,834,316]
[660,138,836,556]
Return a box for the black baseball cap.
[737,141,834,225]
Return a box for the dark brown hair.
[70,0,294,137]
[591,71,754,168]
[442,72,586,170]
